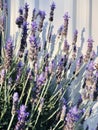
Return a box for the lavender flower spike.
[15,105,29,130]
[74,29,78,36]
[13,92,19,103]
[12,92,19,115]
[5,38,13,69]
[50,2,56,10]
[19,8,23,15]
[63,12,70,20]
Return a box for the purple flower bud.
[17,61,24,68]
[58,25,64,35]
[87,61,95,71]
[74,29,78,36]
[87,38,94,49]
[50,2,56,10]
[87,38,94,43]
[37,72,46,86]
[5,38,13,69]
[63,40,69,52]
[39,10,46,20]
[19,8,23,15]
[18,105,29,121]
[13,92,19,103]
[16,16,24,28]
[31,21,37,32]
[69,106,79,115]
[24,3,29,12]
[63,12,70,20]
[15,105,29,130]
[95,71,98,78]
[91,50,96,59]
[29,35,36,44]
[22,21,28,35]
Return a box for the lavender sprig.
[5,38,13,70]
[15,105,29,130]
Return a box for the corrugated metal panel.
[8,0,98,53]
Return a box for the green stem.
[53,120,62,130]
[33,112,40,129]
[43,108,59,123]
[25,84,33,106]
[7,114,15,130]
[19,70,31,103]
[34,77,51,113]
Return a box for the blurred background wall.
[7,0,98,53]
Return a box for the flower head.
[31,21,37,31]
[87,61,95,71]
[18,105,29,122]
[16,16,24,28]
[13,92,19,103]
[29,35,36,44]
[19,8,23,15]
[58,25,64,35]
[63,12,70,21]
[74,29,78,36]
[24,3,29,12]
[39,10,46,20]
[50,2,56,10]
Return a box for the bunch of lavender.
[0,2,98,130]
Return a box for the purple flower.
[5,38,13,69]
[31,21,37,33]
[16,16,24,28]
[87,38,94,43]
[58,25,64,35]
[63,40,69,52]
[87,61,95,71]
[13,92,19,103]
[15,105,29,130]
[39,10,46,20]
[74,29,78,36]
[63,12,70,20]
[22,21,28,35]
[19,8,23,15]
[29,35,36,44]
[24,3,29,12]
[87,38,94,48]
[18,105,29,121]
[91,50,96,59]
[37,72,46,86]
[69,106,79,115]
[50,2,56,10]
[33,8,36,14]
[17,61,24,68]
[76,56,83,67]
[16,61,24,83]
[32,8,36,21]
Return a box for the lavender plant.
[0,2,98,130]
